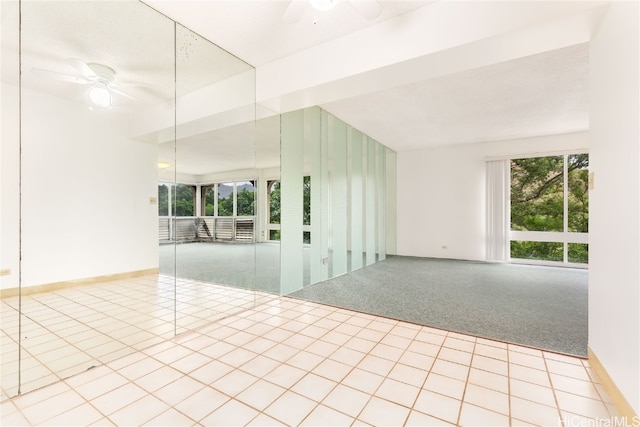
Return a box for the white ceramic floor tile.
[173,386,230,422]
[413,389,462,425]
[1,279,615,427]
[431,358,470,381]
[263,390,317,426]
[510,377,558,407]
[358,396,411,426]
[262,363,306,389]
[467,367,509,394]
[108,394,170,427]
[375,377,420,407]
[554,390,610,419]
[291,373,338,402]
[510,396,561,426]
[235,379,287,411]
[200,398,259,426]
[341,368,385,394]
[387,362,429,388]
[406,409,454,426]
[300,403,355,426]
[142,407,196,426]
[458,402,510,426]
[322,384,371,418]
[423,372,466,400]
[463,383,510,415]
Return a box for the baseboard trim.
[0,268,159,298]
[588,346,639,423]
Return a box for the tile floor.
[1,275,274,399]
[1,292,618,426]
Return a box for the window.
[303,176,311,243]
[217,182,234,217]
[158,183,170,216]
[237,181,256,216]
[267,178,311,243]
[268,180,281,241]
[201,185,215,216]
[173,183,196,217]
[510,153,589,264]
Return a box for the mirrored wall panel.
[170,22,259,332]
[0,0,263,401]
[8,0,176,398]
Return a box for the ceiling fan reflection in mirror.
[283,0,383,23]
[31,58,135,110]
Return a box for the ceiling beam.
[256,1,609,113]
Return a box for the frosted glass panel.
[350,129,364,271]
[310,107,329,285]
[330,115,348,277]
[278,106,394,295]
[366,138,376,265]
[385,149,398,255]
[377,142,386,261]
[280,110,304,294]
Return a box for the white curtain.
[486,160,510,262]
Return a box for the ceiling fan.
[282,0,383,23]
[31,58,134,109]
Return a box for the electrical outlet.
[0,269,11,276]
[322,257,329,265]
[441,245,448,250]
[149,196,158,205]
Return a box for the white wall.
[396,132,588,260]
[0,83,20,290]
[12,87,160,288]
[589,1,640,415]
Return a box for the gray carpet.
[290,256,588,357]
[159,242,284,294]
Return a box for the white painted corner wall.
[1,86,160,290]
[395,132,589,261]
[588,1,640,416]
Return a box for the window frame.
[508,151,589,267]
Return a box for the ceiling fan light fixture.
[309,0,338,11]
[88,82,112,109]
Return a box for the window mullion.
[563,154,569,263]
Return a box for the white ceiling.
[323,42,589,151]
[148,0,592,156]
[144,0,432,66]
[8,0,596,176]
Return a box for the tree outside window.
[173,184,195,217]
[510,154,589,263]
[217,183,234,216]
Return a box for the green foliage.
[510,154,589,263]
[510,241,563,261]
[173,184,195,216]
[218,195,233,216]
[303,176,311,225]
[203,187,215,216]
[269,181,280,224]
[568,243,589,263]
[510,156,564,232]
[237,187,255,216]
[567,154,589,233]
[158,184,169,216]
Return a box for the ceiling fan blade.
[349,0,382,20]
[31,67,92,84]
[282,0,307,23]
[111,87,135,101]
[67,58,97,79]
